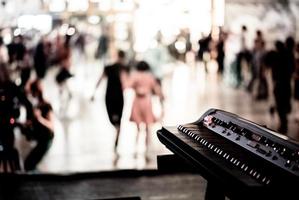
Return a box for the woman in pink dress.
[130,61,164,157]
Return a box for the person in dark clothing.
[7,36,26,64]
[34,37,50,79]
[0,66,33,147]
[19,50,32,89]
[216,31,227,75]
[197,33,212,72]
[96,34,109,58]
[55,35,73,85]
[265,41,293,133]
[95,31,110,66]
[23,80,54,171]
[0,66,32,172]
[91,50,128,154]
[285,36,296,75]
[197,34,211,61]
[7,35,30,88]
[15,36,26,62]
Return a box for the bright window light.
[67,0,88,12]
[34,15,52,34]
[213,0,225,27]
[49,0,66,12]
[17,14,52,34]
[67,27,76,36]
[17,15,34,30]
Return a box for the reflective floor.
[14,55,299,173]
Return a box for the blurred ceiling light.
[88,15,101,25]
[90,0,100,2]
[13,28,22,36]
[49,0,66,12]
[17,15,34,29]
[174,38,187,54]
[67,27,76,36]
[34,15,52,34]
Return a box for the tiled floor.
[14,55,299,173]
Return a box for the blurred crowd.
[0,26,165,172]
[0,23,299,172]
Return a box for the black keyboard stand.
[157,154,196,173]
[157,154,225,200]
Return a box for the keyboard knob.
[285,160,291,168]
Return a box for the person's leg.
[134,123,141,157]
[145,124,151,162]
[247,65,257,92]
[277,110,288,134]
[236,52,243,87]
[145,124,150,152]
[24,139,52,171]
[114,125,120,153]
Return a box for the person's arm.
[91,72,105,101]
[152,77,165,119]
[153,78,164,103]
[15,84,34,120]
[120,70,129,90]
[34,108,54,132]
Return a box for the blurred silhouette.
[216,31,227,75]
[168,29,192,62]
[33,36,51,79]
[91,50,128,154]
[144,31,171,82]
[55,35,73,116]
[18,49,32,89]
[265,40,293,133]
[129,61,164,159]
[7,35,26,64]
[55,35,73,85]
[247,30,267,99]
[95,27,110,65]
[236,25,252,87]
[0,66,32,172]
[197,33,212,72]
[22,80,54,171]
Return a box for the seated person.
[22,80,54,171]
